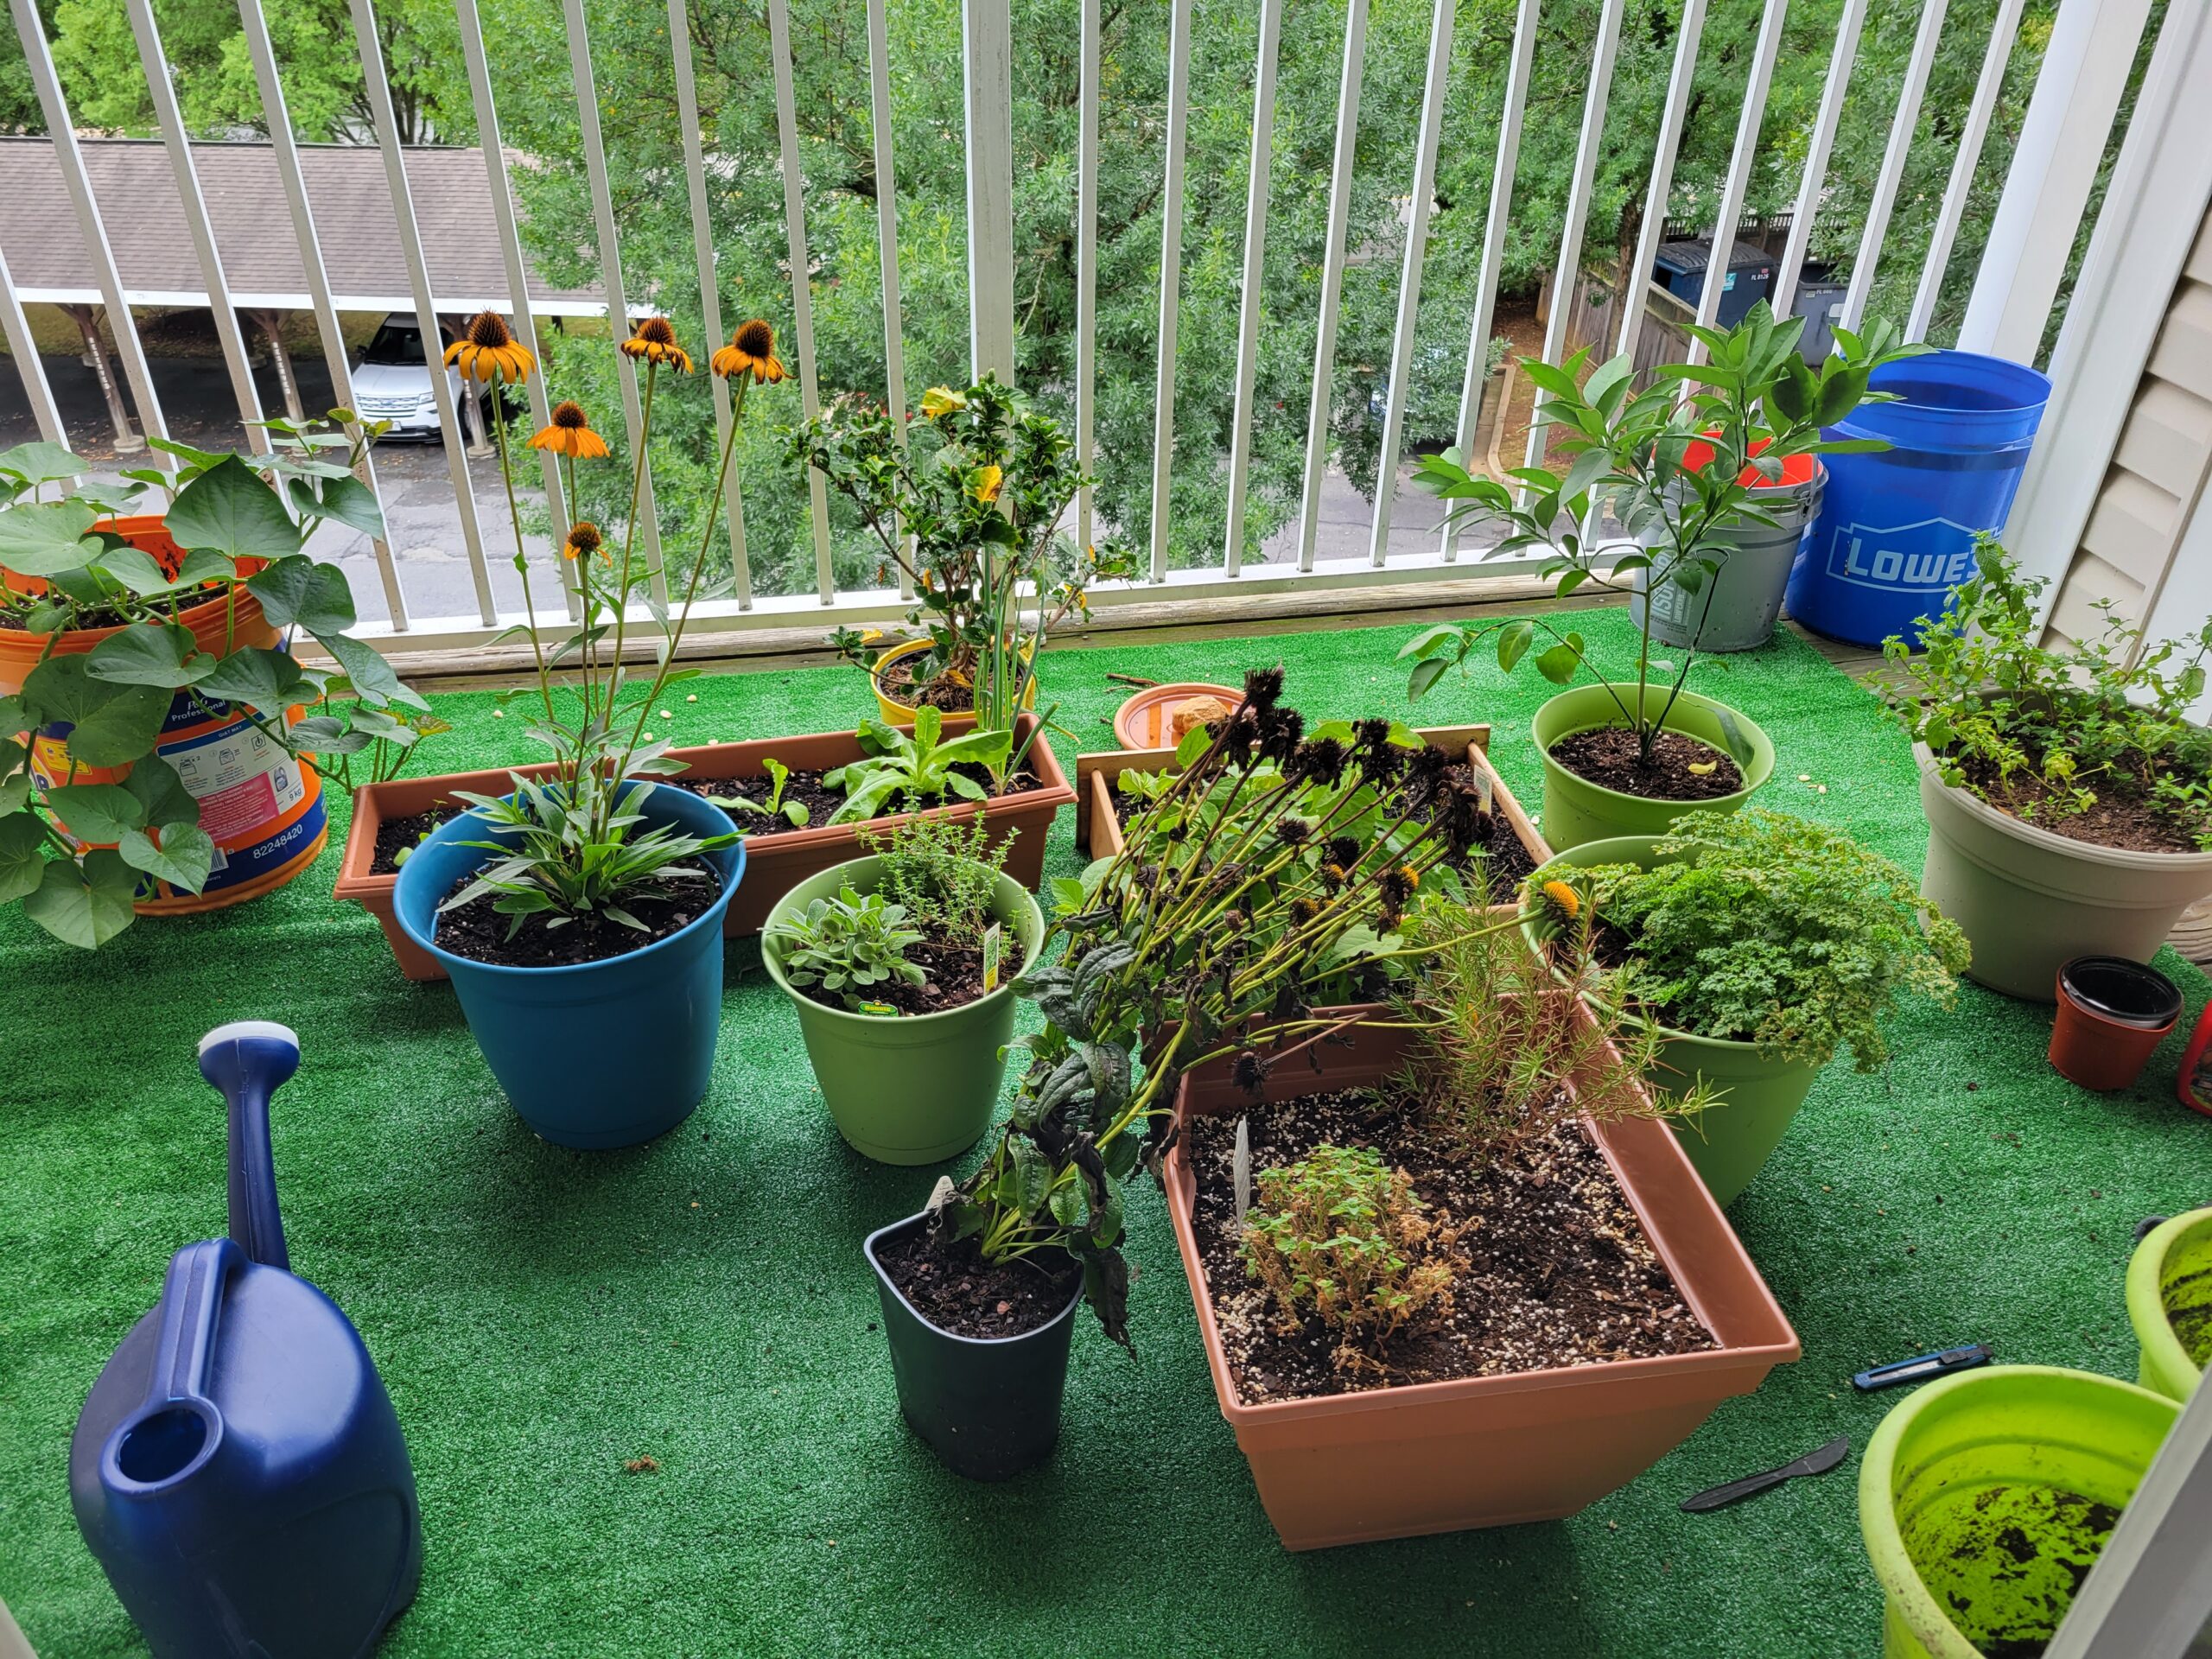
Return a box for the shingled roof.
[0,137,606,316]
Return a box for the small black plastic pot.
[862,1212,1081,1481]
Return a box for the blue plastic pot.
[1785,350,2050,649]
[392,781,743,1148]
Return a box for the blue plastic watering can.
[69,1022,423,1658]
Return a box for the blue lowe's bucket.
[1785,350,2050,649]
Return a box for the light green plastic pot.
[2127,1207,2212,1402]
[1529,836,1821,1206]
[762,855,1046,1166]
[1531,683,1774,850]
[1859,1365,2178,1659]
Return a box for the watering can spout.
[199,1020,298,1272]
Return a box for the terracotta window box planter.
[1075,721,1549,917]
[1164,1014,1800,1550]
[336,713,1073,980]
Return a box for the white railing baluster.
[0,242,71,450]
[1840,0,1951,336]
[11,0,174,466]
[670,0,754,609]
[1076,0,1103,556]
[1444,0,1537,555]
[767,0,837,603]
[1615,0,1707,356]
[1907,0,2029,343]
[123,0,267,454]
[1222,0,1286,576]
[1774,0,1868,320]
[236,0,405,628]
[963,0,1017,382]
[456,0,578,615]
[562,0,668,609]
[347,0,499,624]
[1147,0,1195,582]
[1523,0,1624,473]
[1959,0,2153,364]
[1294,0,1369,572]
[866,0,912,600]
[1364,0,1456,567]
[1687,0,1789,362]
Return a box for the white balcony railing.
[0,0,2164,658]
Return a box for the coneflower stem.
[490,378,557,728]
[608,360,658,703]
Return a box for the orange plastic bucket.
[8,516,327,913]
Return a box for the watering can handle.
[145,1237,244,1411]
[198,1021,299,1272]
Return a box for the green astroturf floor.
[3,608,2208,1659]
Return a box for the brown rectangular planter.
[1164,1014,1799,1550]
[336,713,1073,978]
[671,711,1072,937]
[1075,721,1549,917]
[334,760,557,982]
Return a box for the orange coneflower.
[445,310,536,385]
[620,316,693,372]
[530,401,610,460]
[563,520,605,562]
[1541,878,1581,921]
[710,319,788,384]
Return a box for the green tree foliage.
[4,0,2157,584]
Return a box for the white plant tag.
[982,923,1003,993]
[1233,1116,1253,1231]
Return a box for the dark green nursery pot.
[762,855,1046,1165]
[863,1212,1082,1482]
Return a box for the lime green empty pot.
[2127,1207,2212,1401]
[1528,836,1821,1205]
[1859,1365,2178,1658]
[1530,683,1774,850]
[762,855,1046,1166]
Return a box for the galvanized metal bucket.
[1630,452,1825,653]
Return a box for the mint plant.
[1872,538,2212,850]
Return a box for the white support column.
[1365,0,1455,566]
[563,0,668,607]
[1294,0,1368,571]
[1222,0,1286,575]
[348,0,499,624]
[236,0,404,627]
[1906,0,2028,342]
[1773,0,1866,320]
[1075,0,1103,556]
[768,0,837,602]
[11,0,172,465]
[124,0,267,453]
[1840,0,1950,337]
[1688,0,1789,362]
[2003,0,2212,614]
[866,0,912,600]
[457,0,577,613]
[0,243,69,450]
[671,0,753,608]
[962,0,1016,383]
[1615,0,1707,355]
[1958,0,2156,363]
[1524,0,1624,473]
[1445,0,1537,552]
[1147,0,1195,582]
